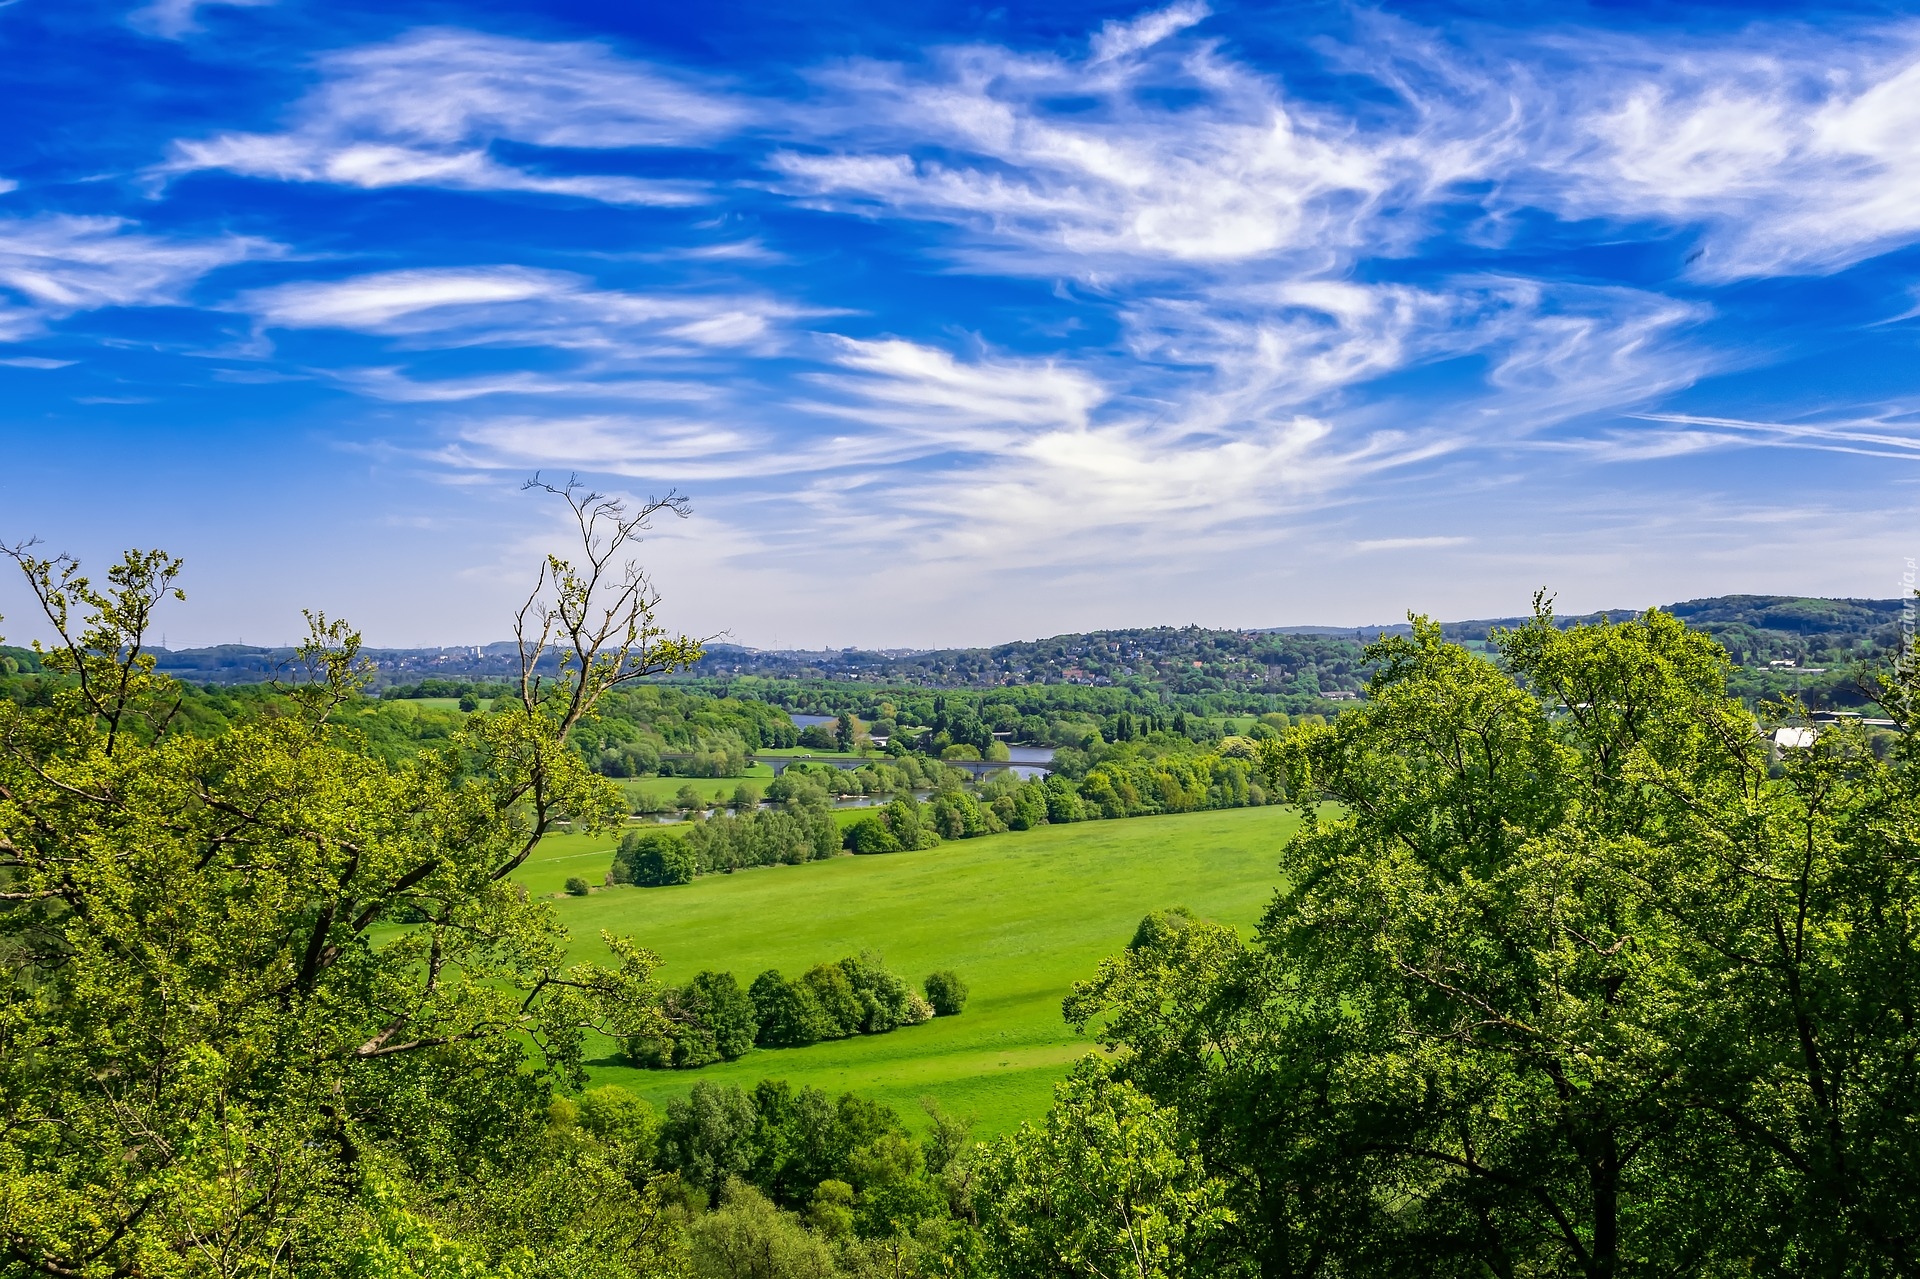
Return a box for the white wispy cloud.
[237,265,813,356]
[336,367,724,404]
[1355,536,1472,552]
[1624,410,1920,461]
[1530,24,1920,279]
[768,4,1512,276]
[164,29,747,205]
[771,7,1920,288]
[801,336,1106,439]
[0,214,274,340]
[89,6,1920,640]
[129,0,272,40]
[1090,0,1210,64]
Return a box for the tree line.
[627,954,966,1069]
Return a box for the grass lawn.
[527,805,1300,1135]
[618,766,775,810]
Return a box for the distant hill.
[129,594,1909,712]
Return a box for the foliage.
[843,796,944,854]
[843,818,902,856]
[978,1058,1231,1279]
[578,686,797,781]
[923,971,968,1017]
[0,479,702,1277]
[614,829,699,886]
[659,1078,971,1268]
[684,782,840,874]
[565,875,592,896]
[630,970,762,1069]
[629,955,936,1068]
[1047,605,1920,1278]
[687,1180,837,1279]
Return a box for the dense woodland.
[0,507,1915,1279]
[98,593,1909,720]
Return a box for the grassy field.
[616,766,775,810]
[519,806,1300,1134]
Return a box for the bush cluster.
[624,954,960,1069]
[837,749,1269,859]
[657,1079,975,1249]
[611,776,838,885]
[610,829,698,885]
[923,969,968,1017]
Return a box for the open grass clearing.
[531,805,1300,1135]
[617,766,775,810]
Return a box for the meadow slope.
[528,805,1301,1134]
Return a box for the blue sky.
[1,0,1916,648]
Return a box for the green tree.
[661,1082,761,1207]
[979,1058,1231,1279]
[688,1180,837,1279]
[837,951,922,1034]
[574,1085,660,1164]
[845,816,902,855]
[614,829,696,886]
[923,971,968,1017]
[801,963,865,1039]
[681,970,760,1064]
[1057,605,1920,1278]
[628,969,758,1069]
[750,971,834,1049]
[0,479,704,1276]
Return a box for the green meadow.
[520,805,1300,1134]
[614,765,777,810]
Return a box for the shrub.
[613,829,696,886]
[564,876,590,896]
[575,1085,659,1160]
[626,970,759,1069]
[1129,906,1200,952]
[797,724,838,750]
[924,970,968,1017]
[844,816,901,855]
[689,1180,836,1279]
[627,955,931,1062]
[751,970,834,1048]
[801,963,864,1039]
[838,950,913,1033]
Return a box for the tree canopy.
[1035,603,1920,1278]
[0,481,704,1278]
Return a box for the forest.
[0,498,1915,1279]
